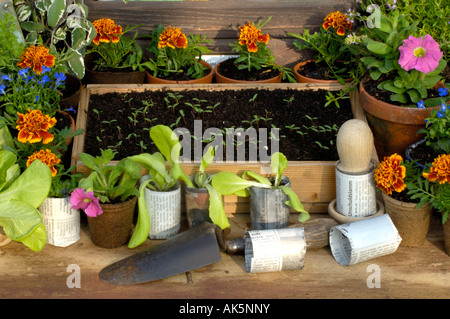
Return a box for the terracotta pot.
[382,193,431,247]
[87,196,137,248]
[444,218,450,256]
[214,60,282,83]
[293,59,352,84]
[145,60,213,84]
[56,110,76,146]
[359,81,432,160]
[60,74,82,110]
[83,54,145,84]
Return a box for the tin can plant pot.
[87,196,137,248]
[382,193,431,247]
[249,176,291,230]
[143,181,181,239]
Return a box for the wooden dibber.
[336,119,374,173]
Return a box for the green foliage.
[77,148,141,203]
[211,152,310,222]
[14,0,96,78]
[0,150,52,251]
[0,13,25,71]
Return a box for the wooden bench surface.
[1,212,448,299]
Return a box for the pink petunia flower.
[398,35,443,74]
[70,188,103,217]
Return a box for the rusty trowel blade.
[99,222,221,285]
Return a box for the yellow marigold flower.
[17,45,55,75]
[238,22,270,53]
[158,26,188,49]
[26,149,60,177]
[322,11,352,36]
[423,154,450,184]
[374,153,407,195]
[92,18,123,45]
[16,109,57,144]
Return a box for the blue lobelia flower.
[1,74,11,81]
[54,72,66,87]
[437,103,447,118]
[38,75,51,87]
[0,84,6,95]
[416,100,425,109]
[438,87,449,97]
[18,68,29,79]
[41,66,52,74]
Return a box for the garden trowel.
[99,222,221,285]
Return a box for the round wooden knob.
[336,119,373,173]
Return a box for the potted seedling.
[184,146,229,230]
[212,152,310,229]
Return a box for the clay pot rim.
[214,60,283,83]
[293,59,352,84]
[359,81,432,125]
[145,60,213,84]
[328,198,385,224]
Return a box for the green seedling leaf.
[205,184,229,230]
[128,179,151,249]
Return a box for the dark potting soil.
[216,58,280,81]
[298,60,350,80]
[83,88,354,162]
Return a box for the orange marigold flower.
[16,109,57,144]
[373,153,407,195]
[17,45,55,75]
[238,22,270,53]
[92,18,123,45]
[158,26,188,49]
[322,11,352,36]
[423,154,450,184]
[26,149,60,177]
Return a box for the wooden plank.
[0,212,448,299]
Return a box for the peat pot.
[214,59,282,83]
[249,176,291,230]
[84,54,146,84]
[359,81,431,160]
[382,193,431,247]
[143,180,181,239]
[87,196,137,248]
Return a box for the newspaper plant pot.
[249,176,291,230]
[144,182,181,239]
[184,185,212,228]
[335,160,377,218]
[87,196,137,248]
[382,193,431,247]
[245,228,306,273]
[329,214,402,266]
[39,197,80,247]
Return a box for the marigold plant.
[322,11,352,36]
[145,24,211,80]
[26,149,61,177]
[374,153,407,195]
[87,19,143,70]
[16,109,56,144]
[17,45,55,75]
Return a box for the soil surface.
[83,88,354,161]
[216,58,280,81]
[297,60,351,80]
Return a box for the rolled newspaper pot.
[39,197,80,247]
[335,160,377,217]
[245,228,306,273]
[329,214,402,266]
